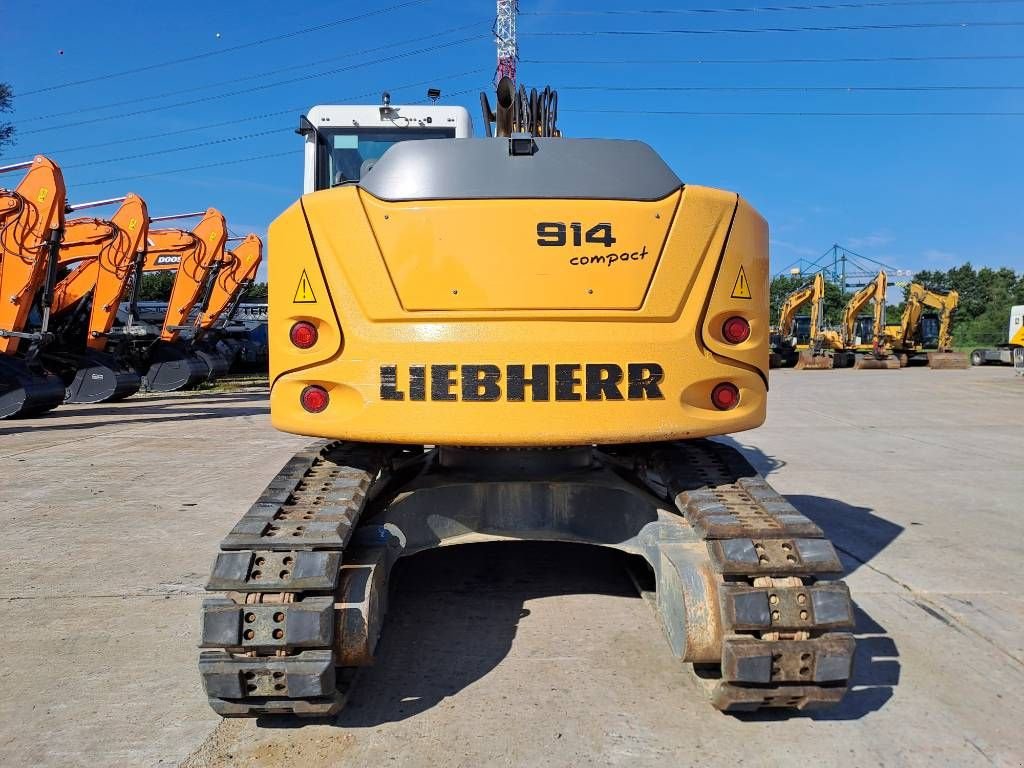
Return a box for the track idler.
[64,351,142,403]
[0,356,65,419]
[143,341,209,392]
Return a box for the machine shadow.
[0,395,268,435]
[334,540,641,728]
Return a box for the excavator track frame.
[199,439,855,716]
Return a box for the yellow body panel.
[269,183,769,447]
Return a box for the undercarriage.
[199,440,855,716]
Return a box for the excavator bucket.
[853,354,901,370]
[926,351,969,369]
[795,350,833,369]
[144,342,210,392]
[63,350,141,403]
[0,357,67,419]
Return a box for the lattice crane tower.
[494,0,519,85]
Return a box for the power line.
[523,20,1024,37]
[21,20,490,122]
[564,107,1024,115]
[521,0,1024,16]
[524,53,1024,64]
[61,129,287,170]
[10,69,488,162]
[20,37,486,136]
[554,84,1024,92]
[71,86,488,188]
[73,151,302,188]
[15,0,435,98]
[61,82,487,171]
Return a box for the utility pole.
[494,0,519,86]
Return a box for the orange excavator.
[192,233,263,367]
[127,208,230,391]
[0,157,69,418]
[43,193,149,402]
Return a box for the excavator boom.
[0,157,68,418]
[147,209,227,342]
[51,194,149,351]
[196,234,262,333]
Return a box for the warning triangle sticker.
[293,270,317,304]
[731,266,752,299]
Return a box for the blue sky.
[2,0,1022,283]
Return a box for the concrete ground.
[1,367,1022,768]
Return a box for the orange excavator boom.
[0,157,67,353]
[51,193,150,351]
[144,209,227,341]
[197,234,263,334]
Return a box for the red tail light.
[722,316,751,344]
[300,385,329,413]
[711,382,740,411]
[290,321,318,349]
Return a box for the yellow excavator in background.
[198,85,856,718]
[0,157,69,418]
[886,283,968,369]
[794,272,848,370]
[770,275,818,368]
[839,270,900,370]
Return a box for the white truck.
[970,305,1024,375]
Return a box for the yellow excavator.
[770,275,819,368]
[793,272,848,370]
[198,86,856,717]
[886,283,968,369]
[840,270,900,370]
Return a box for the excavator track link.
[643,440,855,712]
[199,440,397,717]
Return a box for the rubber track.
[198,440,395,717]
[646,440,856,712]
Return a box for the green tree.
[245,282,268,300]
[0,82,14,157]
[138,272,176,301]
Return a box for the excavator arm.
[807,272,827,340]
[144,209,227,341]
[777,280,815,338]
[919,287,959,352]
[196,234,262,334]
[841,270,887,348]
[0,157,67,354]
[51,194,150,351]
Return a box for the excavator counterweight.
[198,93,856,718]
